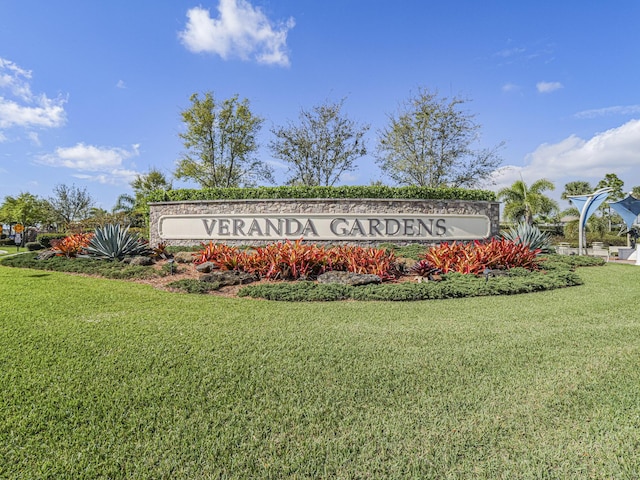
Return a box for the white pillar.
[635,244,640,266]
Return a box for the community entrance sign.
[149,197,500,246]
[158,213,491,242]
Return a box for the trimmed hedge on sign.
[146,185,497,203]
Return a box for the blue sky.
[2,0,640,211]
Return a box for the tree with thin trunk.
[174,92,272,188]
[48,184,94,230]
[269,98,369,186]
[376,87,503,187]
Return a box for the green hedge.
[146,185,496,203]
[36,233,68,249]
[237,269,584,302]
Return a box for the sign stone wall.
[149,198,500,247]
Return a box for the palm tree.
[498,178,558,225]
[113,169,172,227]
[561,181,592,204]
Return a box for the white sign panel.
[158,214,491,241]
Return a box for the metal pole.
[578,204,586,256]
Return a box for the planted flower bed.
[0,223,605,301]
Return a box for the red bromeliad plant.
[194,242,248,270]
[51,233,94,258]
[328,245,399,280]
[423,238,540,275]
[246,239,330,280]
[193,239,400,281]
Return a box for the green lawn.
[0,245,21,256]
[1,262,639,479]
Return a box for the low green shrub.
[0,253,158,280]
[238,269,583,302]
[238,281,352,301]
[160,262,182,276]
[0,238,15,246]
[166,279,221,294]
[539,254,606,271]
[26,242,44,251]
[36,233,68,249]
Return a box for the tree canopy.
[174,92,272,188]
[375,87,503,188]
[0,193,52,233]
[561,181,592,204]
[48,184,94,229]
[269,99,369,186]
[596,173,624,202]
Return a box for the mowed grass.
[0,245,21,256]
[1,263,640,479]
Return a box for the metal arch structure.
[568,187,612,255]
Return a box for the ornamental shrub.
[501,222,552,253]
[51,233,94,258]
[193,239,399,281]
[166,279,221,294]
[85,224,151,260]
[423,238,540,275]
[36,233,68,249]
[238,269,583,301]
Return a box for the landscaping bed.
[0,224,607,301]
[0,250,602,301]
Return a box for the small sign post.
[14,224,24,250]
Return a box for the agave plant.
[85,224,151,260]
[501,222,552,253]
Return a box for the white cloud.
[116,80,126,89]
[27,131,40,146]
[179,0,295,66]
[0,57,67,130]
[494,47,526,59]
[489,119,640,195]
[38,143,141,185]
[574,104,640,119]
[536,81,563,93]
[501,83,521,93]
[74,168,139,185]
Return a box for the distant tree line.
[3,86,640,244]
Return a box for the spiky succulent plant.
[85,224,151,260]
[501,222,552,253]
